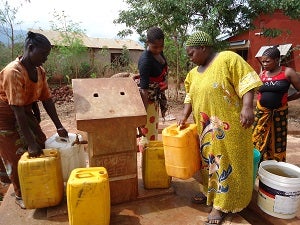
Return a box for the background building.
[227,10,300,73]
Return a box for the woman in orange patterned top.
[0,31,68,209]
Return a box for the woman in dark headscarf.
[253,46,300,162]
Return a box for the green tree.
[114,0,255,95]
[114,0,194,95]
[120,45,131,67]
[48,10,89,83]
[0,42,10,69]
[114,0,300,95]
[249,0,300,20]
[0,0,22,60]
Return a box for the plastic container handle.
[178,124,188,131]
[27,150,57,159]
[44,150,58,158]
[55,136,70,143]
[76,173,94,178]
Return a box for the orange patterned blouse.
[0,57,51,106]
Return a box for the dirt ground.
[1,84,300,204]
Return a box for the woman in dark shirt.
[138,26,168,141]
[252,46,300,162]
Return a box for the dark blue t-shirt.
[138,50,167,89]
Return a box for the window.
[111,52,129,67]
[236,49,248,61]
[111,53,123,66]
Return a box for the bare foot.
[204,207,226,225]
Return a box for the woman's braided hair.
[262,46,280,59]
[24,31,51,49]
[146,26,164,43]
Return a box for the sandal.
[191,192,207,204]
[204,211,226,225]
[15,196,26,209]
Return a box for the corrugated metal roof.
[29,29,144,50]
[255,44,292,57]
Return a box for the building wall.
[229,10,300,73]
[89,48,143,76]
[129,50,144,65]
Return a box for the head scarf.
[262,46,280,59]
[186,31,213,47]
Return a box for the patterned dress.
[184,51,262,213]
[252,67,290,162]
[138,50,168,141]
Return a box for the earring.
[279,57,281,66]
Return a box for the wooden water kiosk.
[72,78,146,204]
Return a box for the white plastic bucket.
[257,160,300,219]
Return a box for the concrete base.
[1,152,300,225]
[0,179,251,225]
[0,152,252,225]
[2,130,300,224]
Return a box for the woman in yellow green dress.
[178,31,262,225]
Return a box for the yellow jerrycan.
[162,123,200,179]
[67,167,110,225]
[18,148,64,209]
[142,140,172,189]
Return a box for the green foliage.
[262,28,282,38]
[114,0,300,94]
[79,62,94,78]
[0,38,23,69]
[108,45,136,76]
[247,0,300,20]
[0,0,23,60]
[90,72,97,78]
[50,10,85,35]
[120,45,131,67]
[163,37,188,82]
[43,51,59,80]
[47,10,90,83]
[2,0,300,86]
[115,0,256,91]
[0,42,10,69]
[250,0,300,20]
